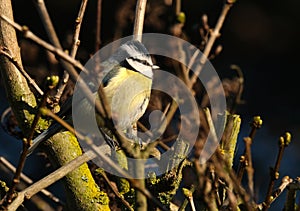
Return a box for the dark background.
[1,0,300,210]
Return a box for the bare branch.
[55,0,89,102]
[0,157,64,206]
[0,15,111,134]
[97,170,134,211]
[133,0,148,41]
[237,116,262,184]
[189,2,234,88]
[0,15,86,74]
[257,176,293,210]
[7,150,94,211]
[95,0,102,51]
[244,137,255,199]
[263,132,292,210]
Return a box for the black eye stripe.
[131,57,151,66]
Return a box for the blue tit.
[27,40,158,155]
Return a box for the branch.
[263,132,292,210]
[237,116,262,184]
[7,150,95,211]
[244,137,255,199]
[0,15,86,74]
[0,157,64,206]
[36,108,168,211]
[95,0,102,51]
[0,12,112,210]
[257,176,293,210]
[189,2,234,89]
[0,14,112,140]
[54,0,89,102]
[133,0,148,41]
[97,170,133,211]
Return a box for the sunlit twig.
[54,0,89,102]
[0,156,64,206]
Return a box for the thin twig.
[0,15,87,74]
[272,176,293,210]
[189,2,234,89]
[95,0,102,52]
[257,176,293,210]
[203,107,219,144]
[202,108,253,210]
[35,0,88,103]
[262,132,291,210]
[0,46,44,96]
[7,122,168,211]
[34,0,76,105]
[69,0,88,58]
[7,150,94,211]
[35,0,62,48]
[97,170,133,211]
[181,187,196,211]
[54,0,89,102]
[224,186,238,211]
[213,152,253,211]
[237,116,262,184]
[39,107,80,138]
[0,15,115,137]
[0,157,64,206]
[244,137,254,199]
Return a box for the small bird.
[27,40,158,155]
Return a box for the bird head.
[111,40,159,79]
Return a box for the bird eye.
[141,60,148,65]
[129,57,151,67]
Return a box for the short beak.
[152,65,160,69]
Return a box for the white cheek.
[126,58,153,78]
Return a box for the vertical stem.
[54,0,89,102]
[263,132,291,210]
[132,0,147,41]
[95,0,102,52]
[237,116,262,184]
[175,0,181,15]
[263,144,285,210]
[70,0,89,58]
[135,159,147,211]
[131,0,148,209]
[244,137,254,199]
